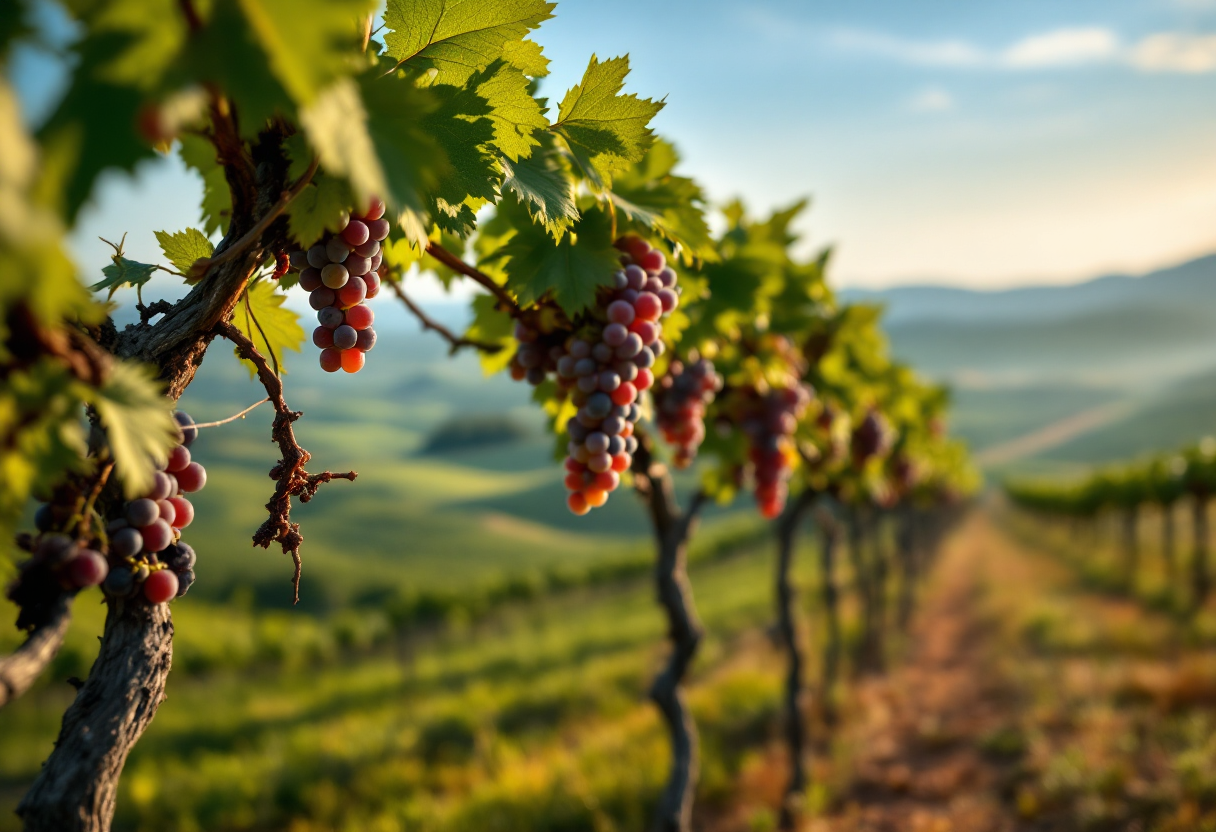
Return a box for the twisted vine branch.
[215,321,356,602]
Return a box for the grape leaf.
[551,55,663,190]
[178,134,232,236]
[501,141,577,239]
[501,38,549,77]
[300,77,387,211]
[286,172,354,248]
[231,280,304,378]
[382,0,555,86]
[609,140,715,263]
[474,59,548,161]
[154,227,214,276]
[182,0,295,137]
[497,205,618,314]
[90,254,157,298]
[90,360,178,500]
[360,70,448,236]
[423,75,500,211]
[230,0,376,108]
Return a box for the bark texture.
[632,437,706,832]
[0,595,72,709]
[774,489,816,830]
[17,600,173,831]
[814,503,842,726]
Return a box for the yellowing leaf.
[231,280,304,378]
[154,227,215,277]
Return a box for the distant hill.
[842,253,1216,387]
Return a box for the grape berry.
[287,197,387,374]
[654,353,722,469]
[508,235,681,514]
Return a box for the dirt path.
[809,510,1020,831]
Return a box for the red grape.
[168,497,194,529]
[175,462,207,493]
[143,569,179,604]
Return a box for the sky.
[11,0,1216,297]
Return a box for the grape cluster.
[288,198,388,374]
[509,236,681,515]
[851,409,890,467]
[654,353,722,469]
[738,385,814,519]
[102,411,205,604]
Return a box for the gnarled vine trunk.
[814,503,842,725]
[773,488,816,830]
[16,119,292,832]
[1121,506,1139,593]
[1192,495,1210,616]
[896,506,916,632]
[632,437,706,832]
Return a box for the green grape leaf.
[382,0,555,86]
[474,59,548,161]
[286,172,354,248]
[90,254,157,298]
[464,293,516,374]
[91,360,178,500]
[231,0,376,108]
[501,146,578,239]
[497,205,618,314]
[183,0,295,138]
[178,134,232,236]
[551,55,663,190]
[300,77,386,211]
[609,140,715,263]
[230,280,304,378]
[501,38,549,77]
[360,70,448,235]
[422,74,500,223]
[154,227,214,276]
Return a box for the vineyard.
[2,1,1216,831]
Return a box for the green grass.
[0,544,802,832]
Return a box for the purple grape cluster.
[508,235,681,514]
[654,354,723,469]
[102,411,205,603]
[288,198,388,374]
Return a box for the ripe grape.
[174,411,197,447]
[345,304,373,330]
[340,349,365,373]
[317,306,344,329]
[175,462,207,493]
[103,567,137,598]
[313,327,335,349]
[333,325,358,350]
[157,499,176,526]
[126,498,160,528]
[68,549,108,588]
[143,569,179,604]
[319,348,342,372]
[355,328,377,352]
[167,496,194,529]
[140,519,174,553]
[111,527,143,557]
[166,444,191,473]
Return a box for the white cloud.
[1001,28,1120,68]
[1130,33,1216,72]
[828,25,1216,74]
[907,87,955,113]
[831,29,985,67]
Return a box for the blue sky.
[13,0,1216,296]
